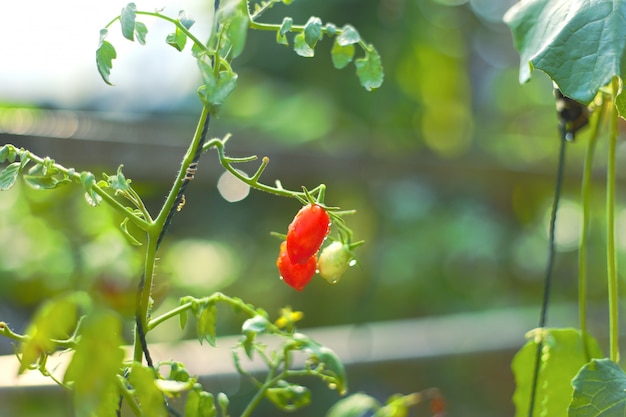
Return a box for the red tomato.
[286,204,330,264]
[277,241,317,291]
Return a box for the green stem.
[579,101,602,360]
[155,106,209,229]
[248,20,371,52]
[148,302,193,330]
[203,138,324,198]
[16,148,151,231]
[134,234,159,364]
[607,86,619,364]
[115,374,144,417]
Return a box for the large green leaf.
[129,364,168,417]
[570,358,626,417]
[504,0,626,105]
[18,294,79,374]
[511,328,602,417]
[64,310,124,417]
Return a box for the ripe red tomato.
[286,204,330,264]
[276,241,317,291]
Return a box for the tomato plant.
[505,0,626,415]
[0,1,444,416]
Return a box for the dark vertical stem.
[528,132,567,417]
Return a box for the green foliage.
[511,328,602,417]
[64,310,125,417]
[185,389,217,417]
[265,380,311,411]
[0,2,394,417]
[326,393,382,417]
[504,0,626,106]
[18,294,80,374]
[128,364,168,417]
[95,30,116,86]
[570,359,626,417]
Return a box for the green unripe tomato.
[317,241,352,284]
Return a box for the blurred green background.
[0,0,622,416]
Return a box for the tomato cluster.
[277,204,330,291]
[276,203,356,291]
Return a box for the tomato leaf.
[304,16,323,49]
[23,175,60,190]
[178,10,195,30]
[96,30,117,85]
[64,310,124,417]
[227,14,249,59]
[355,45,383,91]
[294,32,315,58]
[166,27,187,52]
[325,393,381,417]
[120,3,137,41]
[504,0,626,105]
[570,358,626,417]
[337,25,360,46]
[0,162,21,191]
[185,390,217,417]
[129,364,168,417]
[196,63,238,114]
[135,21,148,46]
[511,328,603,417]
[331,41,355,70]
[197,302,217,346]
[0,145,17,163]
[266,380,311,411]
[18,294,79,374]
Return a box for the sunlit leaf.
[185,390,217,417]
[0,145,17,163]
[511,328,603,417]
[331,41,355,69]
[179,309,188,330]
[337,24,360,46]
[291,333,348,395]
[135,21,148,45]
[120,3,137,41]
[0,162,20,191]
[326,393,381,417]
[80,171,102,207]
[266,380,311,411]
[570,358,626,417]
[504,0,626,106]
[108,164,130,191]
[238,315,268,359]
[129,364,168,417]
[304,16,323,48]
[18,295,79,374]
[197,63,238,114]
[23,175,60,190]
[294,32,314,58]
[96,30,116,85]
[166,28,187,52]
[280,17,293,35]
[178,10,195,30]
[197,303,217,346]
[217,393,230,416]
[227,14,249,59]
[355,45,383,91]
[64,310,124,417]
